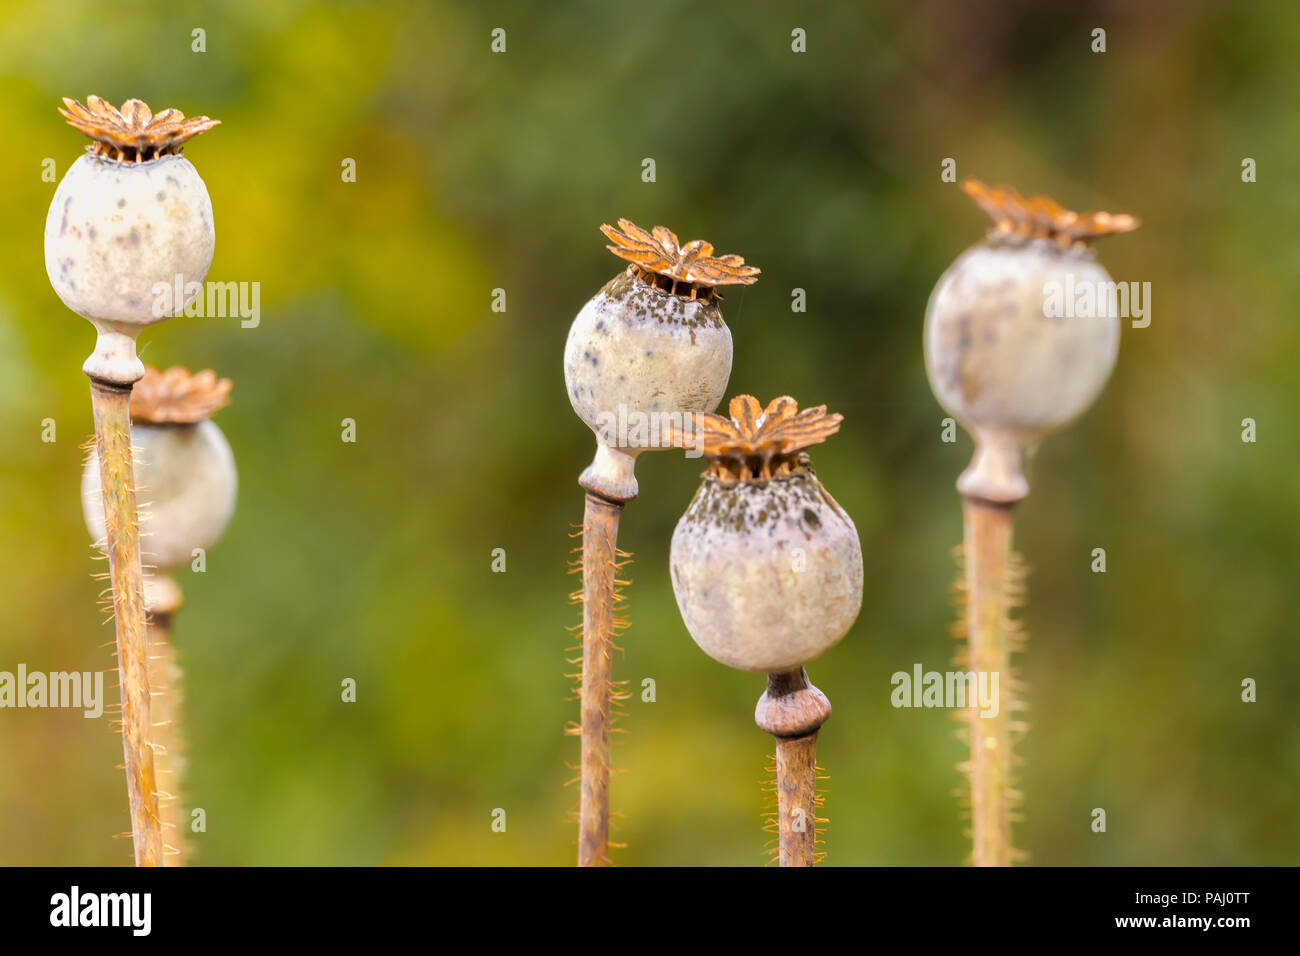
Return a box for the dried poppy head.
[59,95,220,164]
[565,219,759,502]
[669,396,863,673]
[130,366,232,424]
[925,179,1139,503]
[600,219,760,302]
[46,96,219,386]
[962,179,1138,251]
[681,395,843,484]
[83,366,237,577]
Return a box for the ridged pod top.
[59,95,220,163]
[600,218,760,301]
[130,365,231,424]
[962,179,1139,250]
[678,395,842,483]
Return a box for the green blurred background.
[1,0,1296,865]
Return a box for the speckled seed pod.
[564,219,759,501]
[82,367,237,576]
[670,396,863,674]
[45,96,219,385]
[924,180,1139,502]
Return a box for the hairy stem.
[90,380,162,867]
[148,609,185,865]
[774,732,819,867]
[578,492,622,866]
[758,668,829,867]
[961,496,1017,867]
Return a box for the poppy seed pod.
[924,180,1139,502]
[45,96,219,385]
[82,367,236,580]
[669,396,863,674]
[564,219,759,501]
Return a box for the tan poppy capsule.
[669,396,863,674]
[924,180,1138,502]
[564,219,759,501]
[82,367,236,576]
[45,97,220,385]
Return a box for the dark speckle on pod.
[46,96,221,386]
[46,155,213,322]
[564,275,729,498]
[926,238,1117,434]
[672,471,862,673]
[565,220,760,501]
[669,396,862,674]
[924,180,1138,502]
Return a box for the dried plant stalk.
[959,497,1025,866]
[756,667,831,867]
[773,733,820,867]
[147,611,185,865]
[90,381,162,866]
[577,492,623,866]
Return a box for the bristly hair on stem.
[762,753,827,866]
[89,381,162,866]
[148,613,186,865]
[952,499,1030,866]
[755,668,832,867]
[564,496,631,865]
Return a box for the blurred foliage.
[0,0,1297,865]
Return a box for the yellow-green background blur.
[1,0,1296,865]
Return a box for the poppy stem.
[577,492,623,866]
[146,576,186,865]
[756,667,830,867]
[960,496,1020,866]
[773,732,820,866]
[89,379,162,866]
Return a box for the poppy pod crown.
[600,218,760,302]
[961,179,1138,252]
[130,366,232,424]
[680,395,843,483]
[59,95,220,164]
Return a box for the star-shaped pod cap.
[600,218,759,299]
[962,179,1138,250]
[59,95,220,163]
[129,366,231,424]
[676,395,842,483]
